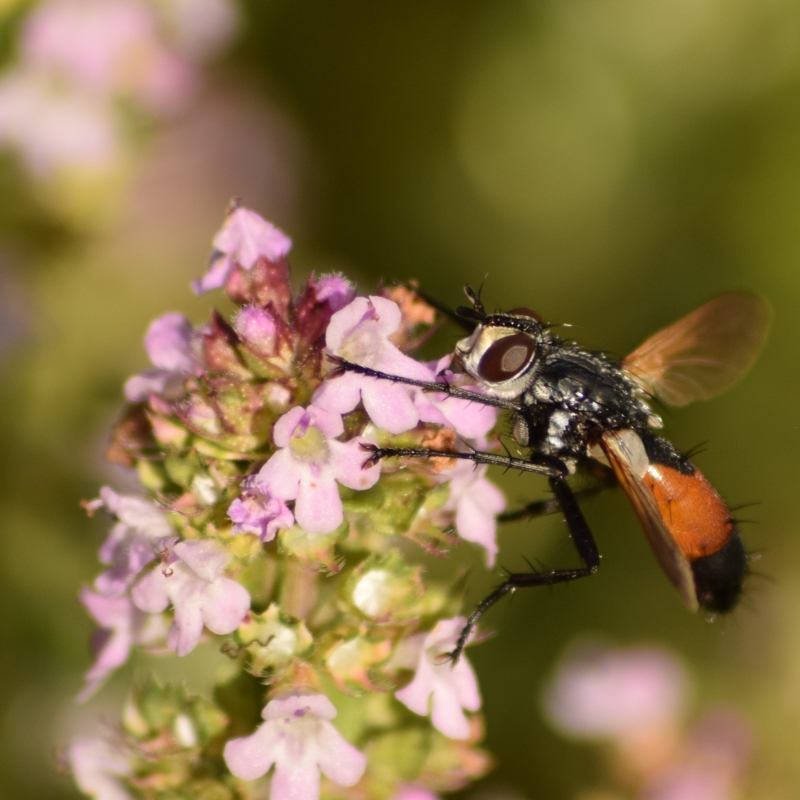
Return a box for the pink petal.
[272,406,307,447]
[311,372,364,417]
[455,497,499,567]
[131,568,170,614]
[224,725,279,781]
[365,295,403,338]
[306,405,345,439]
[430,681,470,740]
[324,296,381,353]
[213,208,292,268]
[295,473,343,533]
[361,382,421,434]
[257,448,302,501]
[144,313,194,372]
[123,370,171,402]
[168,586,206,656]
[271,759,321,800]
[192,254,235,295]
[200,577,250,634]
[395,669,432,716]
[315,723,367,787]
[416,392,498,439]
[330,438,381,491]
[451,661,482,712]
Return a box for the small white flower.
[394,617,481,740]
[223,692,366,800]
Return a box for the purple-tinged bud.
[234,305,278,354]
[294,272,356,349]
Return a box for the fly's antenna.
[460,285,486,320]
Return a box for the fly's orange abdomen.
[643,463,734,561]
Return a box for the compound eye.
[477,333,537,382]
[507,306,541,321]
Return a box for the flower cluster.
[0,0,237,218]
[543,641,753,800]
[71,204,504,799]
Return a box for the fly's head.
[454,285,548,400]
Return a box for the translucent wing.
[600,430,699,612]
[623,292,770,407]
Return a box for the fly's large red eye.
[507,307,541,321]
[477,333,536,382]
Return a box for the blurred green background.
[2,1,800,797]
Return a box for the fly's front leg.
[449,474,601,664]
[328,356,524,414]
[361,443,567,478]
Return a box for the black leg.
[449,475,601,663]
[328,356,524,414]
[362,443,566,479]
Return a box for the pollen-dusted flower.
[394,617,481,740]
[256,404,381,534]
[90,486,175,597]
[193,206,292,294]
[131,538,250,656]
[439,460,506,567]
[223,692,367,796]
[313,295,436,434]
[228,477,294,542]
[78,589,165,701]
[124,312,197,401]
[543,642,688,739]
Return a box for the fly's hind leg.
[449,474,601,663]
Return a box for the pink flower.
[78,589,165,701]
[68,735,133,800]
[91,487,175,596]
[393,787,440,800]
[20,0,193,111]
[223,692,366,797]
[124,312,197,402]
[394,617,481,740]
[228,478,294,542]
[543,642,688,739]
[256,405,381,534]
[414,355,499,439]
[440,461,506,567]
[313,296,435,434]
[0,71,118,175]
[131,539,250,656]
[193,207,292,294]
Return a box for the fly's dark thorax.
[513,344,656,466]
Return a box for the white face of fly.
[455,316,543,400]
